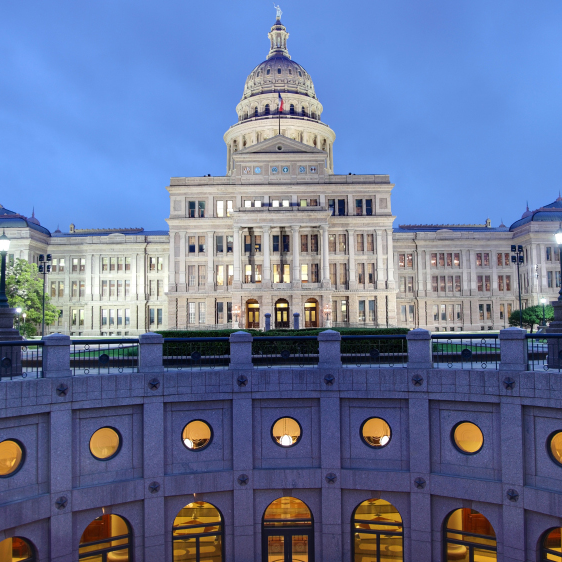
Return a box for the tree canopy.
[508,304,554,333]
[5,258,59,337]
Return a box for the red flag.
[278,92,284,112]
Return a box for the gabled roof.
[235,134,326,155]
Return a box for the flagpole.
[278,105,281,136]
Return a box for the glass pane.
[89,428,120,459]
[182,421,212,450]
[361,418,392,448]
[547,554,562,562]
[106,547,129,561]
[473,547,497,562]
[267,536,284,562]
[380,534,403,561]
[354,499,402,526]
[544,527,562,553]
[199,535,222,562]
[173,538,197,561]
[264,497,311,522]
[174,502,221,531]
[0,440,23,476]
[550,433,562,464]
[5,537,33,562]
[354,532,377,562]
[453,423,484,454]
[79,556,103,562]
[271,418,301,447]
[292,535,309,561]
[445,542,469,562]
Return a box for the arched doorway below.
[246,299,260,329]
[79,514,132,560]
[262,497,313,562]
[541,527,562,561]
[444,508,496,561]
[0,537,36,561]
[173,501,223,562]
[304,299,319,328]
[275,299,290,329]
[352,498,403,561]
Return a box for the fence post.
[42,334,71,378]
[264,313,271,332]
[499,328,527,371]
[229,331,253,370]
[318,330,342,369]
[406,329,433,369]
[139,332,164,373]
[293,313,300,330]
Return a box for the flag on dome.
[278,92,284,112]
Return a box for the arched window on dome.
[243,111,248,120]
[298,71,302,77]
[257,71,260,77]
[267,69,271,75]
[265,105,270,116]
[301,106,306,117]
[312,112,317,120]
[290,104,295,115]
[289,69,292,75]
[254,107,259,117]
[277,68,281,74]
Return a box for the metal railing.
[432,334,500,370]
[341,335,408,368]
[0,341,44,380]
[526,334,562,372]
[252,336,318,368]
[71,339,139,375]
[163,338,230,371]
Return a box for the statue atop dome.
[273,3,282,20]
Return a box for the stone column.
[347,229,356,290]
[376,231,385,290]
[498,328,527,371]
[42,333,71,378]
[262,225,271,288]
[233,226,242,289]
[321,225,330,288]
[0,308,22,377]
[386,230,395,290]
[229,331,253,370]
[292,225,300,287]
[206,231,215,291]
[318,330,342,369]
[406,329,432,369]
[138,332,164,373]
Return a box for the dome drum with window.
[182,420,213,451]
[271,417,301,447]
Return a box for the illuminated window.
[361,418,391,448]
[271,417,301,447]
[452,422,484,454]
[444,509,496,561]
[0,537,36,561]
[79,514,132,561]
[182,420,212,451]
[0,439,24,477]
[89,427,122,460]
[541,527,562,562]
[548,431,562,466]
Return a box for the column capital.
[291,225,300,232]
[262,225,271,232]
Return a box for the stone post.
[264,313,271,332]
[293,312,300,330]
[499,328,528,371]
[318,329,342,369]
[229,331,253,370]
[546,301,562,369]
[42,333,71,378]
[138,332,164,373]
[0,308,23,377]
[406,329,433,369]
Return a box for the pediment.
[236,135,326,155]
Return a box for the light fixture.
[541,298,547,305]
[16,308,22,313]
[555,228,562,246]
[0,230,10,253]
[380,435,390,446]
[280,434,293,447]
[183,438,194,449]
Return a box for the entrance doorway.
[304,299,319,328]
[247,300,260,329]
[262,497,314,562]
[275,299,290,328]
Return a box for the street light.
[323,303,332,327]
[555,228,562,302]
[540,298,547,327]
[0,230,10,308]
[37,254,51,336]
[15,307,22,330]
[511,244,524,328]
[22,312,27,335]
[233,304,241,328]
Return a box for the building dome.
[509,195,562,231]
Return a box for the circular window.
[361,418,391,448]
[271,417,301,447]
[89,427,122,460]
[271,167,278,174]
[548,431,562,465]
[282,166,289,173]
[452,422,484,454]
[0,439,24,477]
[277,145,283,151]
[182,420,213,451]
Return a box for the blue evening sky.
[1,0,561,232]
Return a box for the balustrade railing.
[432,334,500,370]
[163,338,230,371]
[526,334,562,372]
[0,341,44,380]
[71,339,139,375]
[252,336,318,368]
[341,335,408,368]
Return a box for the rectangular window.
[198,265,206,286]
[125,280,130,297]
[254,264,262,283]
[400,305,407,323]
[301,235,308,253]
[188,265,196,287]
[400,277,406,293]
[198,201,205,218]
[431,253,437,268]
[446,253,452,267]
[282,199,290,207]
[409,304,415,323]
[311,235,318,252]
[337,199,346,216]
[80,258,86,273]
[110,280,116,297]
[271,199,280,207]
[548,271,553,288]
[59,258,65,272]
[102,309,108,326]
[339,263,347,285]
[453,253,460,267]
[198,236,205,253]
[110,258,116,272]
[476,253,482,266]
[498,275,504,291]
[486,303,492,320]
[547,247,552,261]
[439,253,445,267]
[227,302,232,323]
[188,302,196,324]
[455,304,461,321]
[311,263,319,283]
[357,263,365,284]
[80,281,85,298]
[330,263,337,286]
[329,234,336,253]
[216,265,224,286]
[188,236,196,254]
[273,264,281,283]
[441,304,446,321]
[283,264,290,283]
[227,200,233,216]
[556,248,560,261]
[117,280,124,298]
[433,304,439,321]
[485,275,491,292]
[282,235,290,252]
[407,254,413,268]
[355,199,363,215]
[149,280,156,297]
[500,304,505,320]
[216,200,224,217]
[455,275,461,292]
[102,280,108,297]
[478,275,483,292]
[341,300,348,322]
[310,198,318,206]
[254,235,262,253]
[366,200,373,216]
[368,263,375,284]
[497,253,503,267]
[399,254,405,268]
[102,258,109,272]
[51,258,58,273]
[301,264,309,283]
[556,272,561,288]
[368,300,375,322]
[188,201,196,218]
[407,276,414,293]
[216,236,224,253]
[328,199,335,216]
[338,234,346,253]
[367,234,374,252]
[508,303,512,317]
[300,199,307,207]
[440,276,446,292]
[109,309,115,327]
[227,236,233,253]
[504,252,510,266]
[227,265,233,286]
[72,258,78,273]
[216,302,224,324]
[253,199,262,208]
[484,253,490,266]
[117,257,124,271]
[358,300,366,322]
[356,234,364,252]
[447,276,453,292]
[273,235,280,253]
[50,281,56,297]
[432,276,438,292]
[199,302,206,324]
[117,309,123,327]
[58,281,64,298]
[447,305,453,322]
[479,304,484,321]
[125,257,131,271]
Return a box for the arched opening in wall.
[322,139,327,151]
[243,111,248,120]
[79,514,132,561]
[265,104,271,116]
[173,502,223,562]
[246,299,260,329]
[352,498,403,561]
[301,106,306,117]
[312,136,317,147]
[443,509,496,561]
[255,107,259,117]
[304,299,319,328]
[262,497,314,562]
[290,104,295,115]
[275,299,290,328]
[243,137,247,148]
[0,537,36,561]
[541,527,562,561]
[311,112,317,120]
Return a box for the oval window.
[0,439,24,477]
[361,418,391,448]
[89,427,121,460]
[272,417,301,447]
[452,422,484,454]
[548,431,562,466]
[182,420,213,451]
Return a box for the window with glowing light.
[444,508,496,561]
[0,439,24,477]
[79,514,132,560]
[548,431,562,466]
[452,421,484,455]
[271,417,302,447]
[361,418,392,448]
[541,527,562,562]
[0,537,36,561]
[89,427,121,461]
[182,420,213,451]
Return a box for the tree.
[5,258,59,337]
[508,304,554,333]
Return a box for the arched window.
[254,107,259,117]
[288,69,292,75]
[79,514,132,560]
[289,104,295,115]
[243,111,248,120]
[444,509,496,561]
[262,497,314,562]
[257,71,260,77]
[267,69,271,75]
[277,68,281,74]
[265,104,270,116]
[301,106,306,117]
[311,112,317,120]
[0,537,36,561]
[173,502,223,562]
[352,499,403,561]
[541,527,562,561]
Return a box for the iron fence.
[71,339,139,375]
[163,338,230,371]
[526,333,562,371]
[0,341,44,380]
[432,334,500,370]
[341,335,408,368]
[252,336,318,368]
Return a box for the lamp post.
[37,254,51,336]
[540,298,547,327]
[511,244,524,328]
[323,303,332,328]
[233,304,241,329]
[22,312,26,335]
[15,307,22,331]
[0,230,10,308]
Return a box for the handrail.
[0,340,45,346]
[70,339,139,345]
[164,337,229,343]
[341,335,407,340]
[254,336,317,341]
[431,334,498,340]
[525,333,562,339]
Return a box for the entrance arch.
[246,299,260,329]
[275,299,290,329]
[0,537,36,561]
[262,496,314,561]
[304,299,319,328]
[541,527,562,561]
[79,514,132,560]
[173,501,223,561]
[444,508,496,561]
[352,498,403,561]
